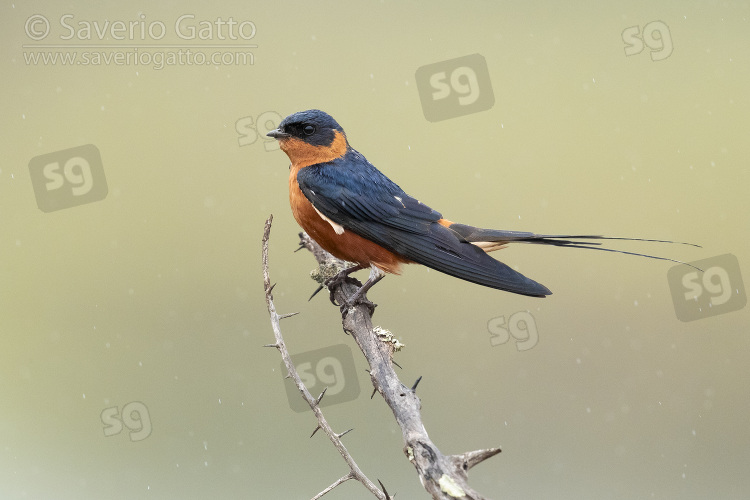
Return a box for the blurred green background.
[2,1,749,498]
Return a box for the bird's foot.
[337,292,377,317]
[323,270,363,307]
[337,265,385,317]
[310,262,382,317]
[309,262,363,302]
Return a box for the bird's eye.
[303,125,316,136]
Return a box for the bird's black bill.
[266,128,291,139]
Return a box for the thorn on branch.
[377,479,392,500]
[309,284,324,301]
[411,376,423,392]
[310,425,321,438]
[278,311,300,320]
[316,387,328,405]
[337,428,354,439]
[262,343,280,349]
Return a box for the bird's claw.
[310,266,379,317]
[338,296,377,317]
[326,270,378,316]
[323,271,362,307]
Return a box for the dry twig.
[262,215,387,500]
[262,214,501,499]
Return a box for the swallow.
[267,109,698,308]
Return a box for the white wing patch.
[313,205,345,235]
[470,241,508,253]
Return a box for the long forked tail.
[445,223,703,271]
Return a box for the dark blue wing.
[296,151,551,297]
[297,150,442,232]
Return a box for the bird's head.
[267,110,349,167]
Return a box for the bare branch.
[261,215,386,500]
[298,231,502,499]
[263,217,502,499]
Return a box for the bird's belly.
[289,169,408,274]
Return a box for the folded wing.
[296,155,552,296]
